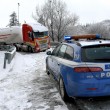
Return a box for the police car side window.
[57,45,67,58]
[64,46,74,60]
[52,45,62,56]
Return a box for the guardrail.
[50,41,60,47]
[3,46,16,69]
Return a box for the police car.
[46,34,110,101]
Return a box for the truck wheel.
[59,76,69,101]
[28,46,33,53]
[15,46,18,51]
[14,45,19,51]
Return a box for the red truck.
[0,23,50,52]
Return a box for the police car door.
[53,44,67,79]
[50,44,62,75]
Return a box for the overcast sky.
[0,0,110,27]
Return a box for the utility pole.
[18,3,20,25]
[49,0,54,41]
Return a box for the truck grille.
[39,40,47,44]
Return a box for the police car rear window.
[81,44,110,62]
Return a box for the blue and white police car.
[46,34,110,101]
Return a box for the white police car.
[46,34,110,101]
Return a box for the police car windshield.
[81,45,110,62]
[33,31,48,38]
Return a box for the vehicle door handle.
[57,63,60,66]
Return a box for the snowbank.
[0,51,68,110]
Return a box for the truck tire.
[28,46,33,53]
[14,45,19,51]
[15,45,18,51]
[59,76,69,101]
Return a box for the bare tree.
[86,23,110,39]
[33,0,79,42]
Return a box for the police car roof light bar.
[64,34,101,41]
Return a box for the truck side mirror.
[31,33,34,41]
[28,32,31,37]
[28,32,34,41]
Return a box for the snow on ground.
[0,51,68,110]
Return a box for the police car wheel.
[46,65,50,75]
[59,76,69,101]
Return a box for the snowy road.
[1,51,110,110]
[0,52,68,110]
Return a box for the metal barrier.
[50,41,60,47]
[3,46,16,69]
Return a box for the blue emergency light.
[64,35,72,40]
[95,34,101,39]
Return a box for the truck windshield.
[33,31,48,38]
[81,44,110,62]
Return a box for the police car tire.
[46,65,50,75]
[59,76,69,101]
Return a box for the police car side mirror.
[46,51,52,55]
